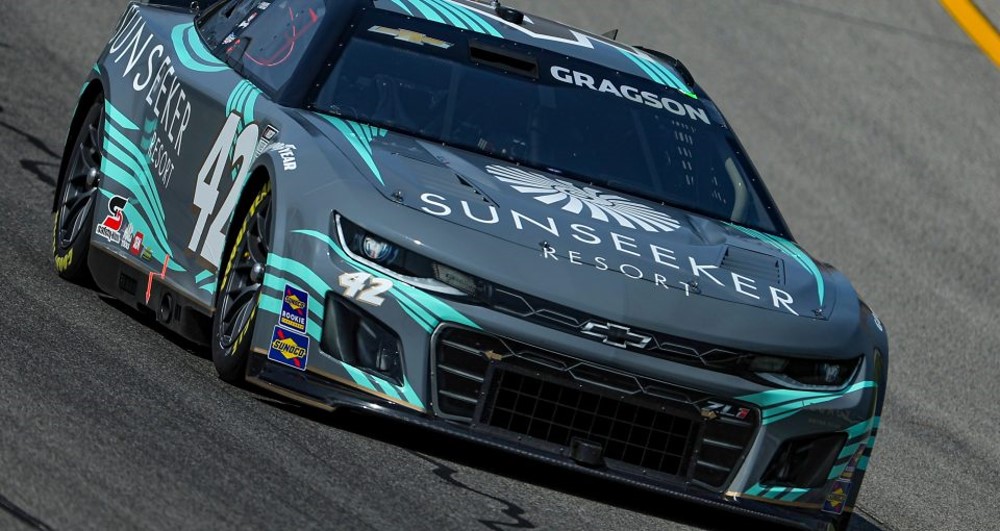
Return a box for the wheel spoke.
[222,284,258,325]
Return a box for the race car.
[52,0,888,529]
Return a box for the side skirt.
[88,243,213,345]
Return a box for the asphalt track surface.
[0,1,997,530]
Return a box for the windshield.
[312,20,786,235]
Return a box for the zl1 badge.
[268,326,309,371]
[280,284,309,332]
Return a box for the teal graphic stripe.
[170,23,228,73]
[389,0,413,15]
[195,270,214,283]
[100,101,179,270]
[317,115,387,185]
[727,223,826,306]
[778,487,810,502]
[617,49,696,99]
[259,268,425,409]
[104,101,138,131]
[226,80,263,127]
[102,124,170,251]
[396,0,502,37]
[97,189,183,272]
[738,381,876,425]
[104,124,167,224]
[292,229,480,330]
[91,63,101,75]
[426,0,501,37]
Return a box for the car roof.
[371,0,699,100]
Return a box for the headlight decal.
[737,380,876,425]
[292,229,481,329]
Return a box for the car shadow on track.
[92,291,885,531]
[252,395,799,531]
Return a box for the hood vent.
[721,246,784,285]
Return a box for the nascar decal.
[96,195,127,243]
[268,326,309,371]
[280,285,309,332]
[487,165,682,233]
[189,112,261,265]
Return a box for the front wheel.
[53,95,104,281]
[212,181,272,383]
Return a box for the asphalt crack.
[0,492,54,531]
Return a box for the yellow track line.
[940,0,1000,68]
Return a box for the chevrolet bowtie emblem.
[580,322,653,349]
[368,26,454,49]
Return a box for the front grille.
[484,367,695,476]
[431,326,759,490]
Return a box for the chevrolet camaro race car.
[52,0,888,528]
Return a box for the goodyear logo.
[268,326,309,371]
[279,285,309,333]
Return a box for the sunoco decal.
[268,326,309,371]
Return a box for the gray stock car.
[52,0,888,529]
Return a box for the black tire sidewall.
[211,183,270,382]
[54,97,103,281]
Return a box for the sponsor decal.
[699,401,751,421]
[368,26,454,48]
[254,125,279,159]
[140,247,153,262]
[487,165,681,233]
[266,142,297,171]
[418,182,802,315]
[108,7,192,185]
[130,232,145,256]
[120,223,135,251]
[268,326,309,370]
[279,285,309,333]
[822,479,852,515]
[550,66,708,123]
[96,195,128,244]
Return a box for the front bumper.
[248,228,880,531]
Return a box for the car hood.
[307,116,844,326]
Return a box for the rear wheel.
[54,96,104,281]
[212,181,272,382]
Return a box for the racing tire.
[53,95,104,281]
[212,181,272,383]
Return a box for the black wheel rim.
[216,195,272,352]
[57,101,103,249]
